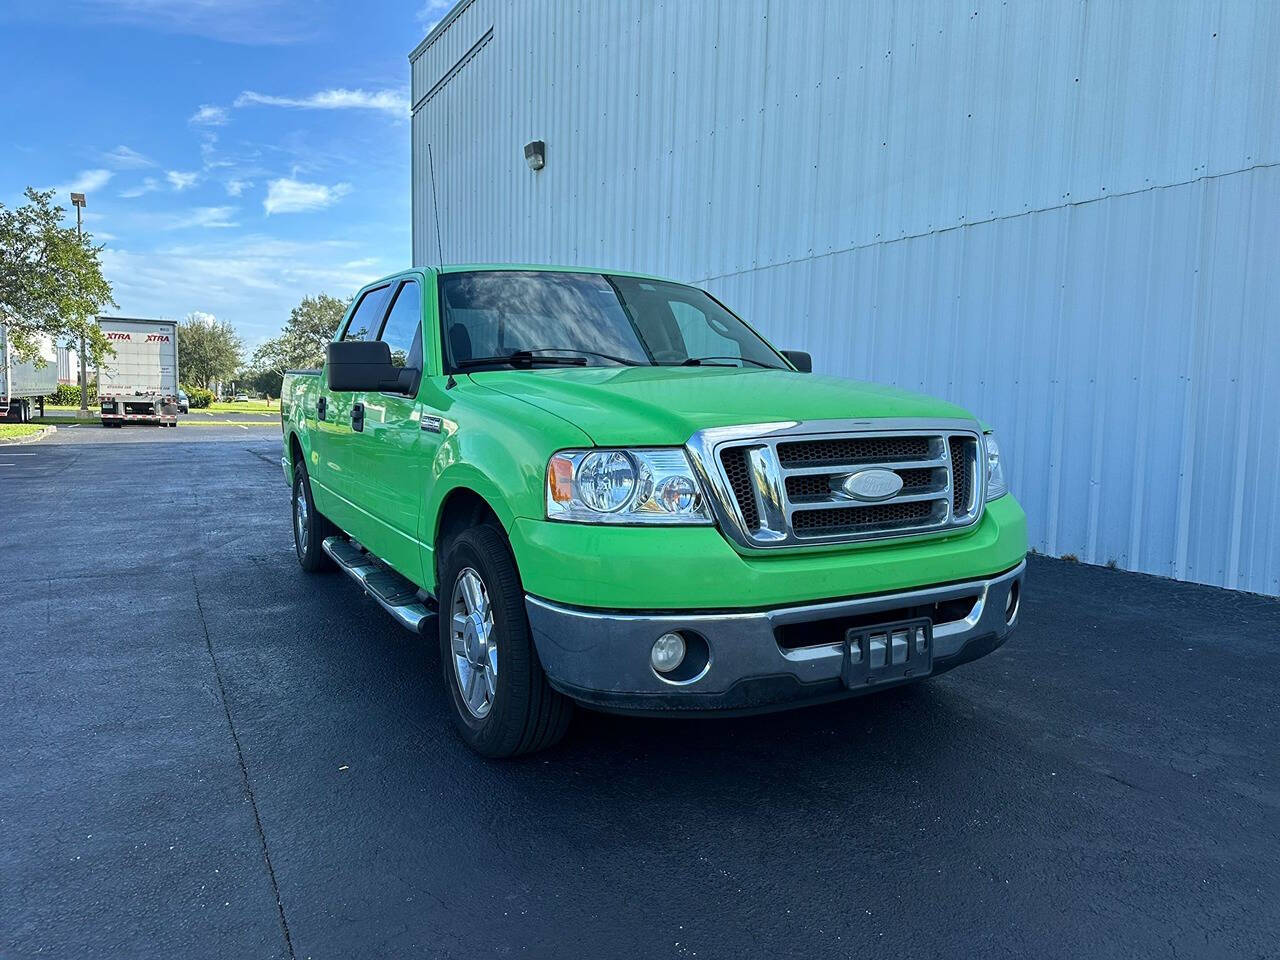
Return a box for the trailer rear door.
[97,318,178,397]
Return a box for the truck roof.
[366,263,686,289]
[97,316,178,326]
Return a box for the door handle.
[316,396,327,421]
[351,401,365,433]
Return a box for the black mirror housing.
[782,349,812,373]
[327,340,416,393]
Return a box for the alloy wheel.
[294,483,309,554]
[450,567,498,719]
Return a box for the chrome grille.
[690,420,985,549]
[948,435,972,517]
[719,447,759,530]
[776,435,932,468]
[785,466,941,502]
[791,499,935,535]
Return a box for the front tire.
[437,525,572,757]
[292,460,336,572]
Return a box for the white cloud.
[263,178,351,215]
[225,179,252,197]
[103,145,154,168]
[190,104,228,126]
[66,0,311,45]
[99,234,392,343]
[119,177,162,199]
[235,88,407,119]
[167,206,239,229]
[417,0,453,31]
[52,169,114,195]
[167,170,199,191]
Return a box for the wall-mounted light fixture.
[524,140,546,171]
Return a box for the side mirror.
[782,350,812,373]
[327,340,417,394]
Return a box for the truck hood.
[467,366,974,445]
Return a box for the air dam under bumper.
[526,560,1025,716]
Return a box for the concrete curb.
[0,425,57,445]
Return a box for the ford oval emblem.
[841,468,904,502]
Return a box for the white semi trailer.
[96,317,180,428]
[0,323,59,423]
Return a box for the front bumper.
[525,560,1025,715]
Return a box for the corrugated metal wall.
[412,0,1280,595]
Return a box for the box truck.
[96,317,180,427]
[0,323,59,423]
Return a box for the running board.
[321,536,436,634]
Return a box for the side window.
[670,301,740,360]
[342,285,390,342]
[377,281,423,369]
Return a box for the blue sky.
[0,0,454,348]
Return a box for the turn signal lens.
[548,454,574,503]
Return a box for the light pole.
[70,192,90,417]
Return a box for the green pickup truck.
[281,266,1027,756]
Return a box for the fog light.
[650,632,686,674]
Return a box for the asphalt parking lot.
[3,426,1277,959]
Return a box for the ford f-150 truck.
[281,266,1026,757]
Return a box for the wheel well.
[288,433,304,471]
[435,488,503,579]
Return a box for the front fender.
[418,381,592,594]
[427,463,518,533]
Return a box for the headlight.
[984,432,1008,501]
[547,448,713,524]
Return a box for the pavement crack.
[1101,770,1148,794]
[193,575,297,960]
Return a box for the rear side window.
[342,285,390,342]
[377,281,423,369]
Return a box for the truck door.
[345,278,431,583]
[316,283,391,536]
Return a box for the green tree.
[251,293,350,377]
[178,312,243,388]
[0,188,117,365]
[234,366,283,399]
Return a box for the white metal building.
[411,0,1280,595]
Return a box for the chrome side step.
[321,536,436,634]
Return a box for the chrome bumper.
[525,560,1025,715]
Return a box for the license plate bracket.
[841,617,933,689]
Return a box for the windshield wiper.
[519,347,645,366]
[456,351,588,370]
[679,355,780,369]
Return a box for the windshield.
[438,270,789,372]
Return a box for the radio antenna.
[427,142,445,269]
